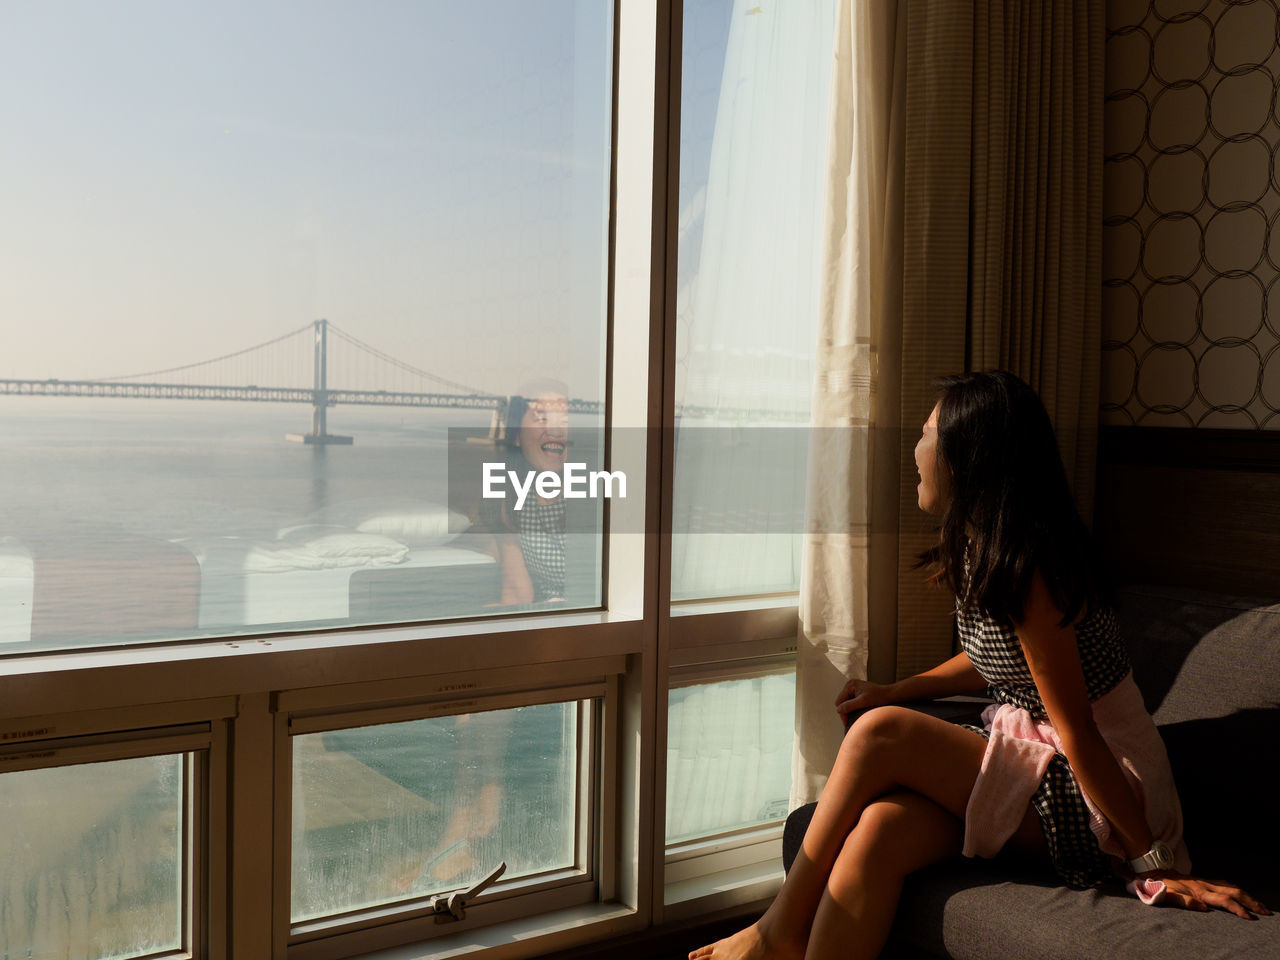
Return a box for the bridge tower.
[488,397,510,441]
[286,318,353,445]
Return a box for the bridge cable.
[90,321,316,382]
[326,323,495,397]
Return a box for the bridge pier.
[286,431,353,445]
[488,400,510,441]
[464,399,509,447]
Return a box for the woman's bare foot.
[688,922,804,960]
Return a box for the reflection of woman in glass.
[483,380,570,606]
[405,382,572,890]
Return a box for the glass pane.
[672,0,837,599]
[0,0,611,653]
[0,754,186,960]
[666,673,795,843]
[291,701,580,923]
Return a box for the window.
[0,0,612,652]
[280,670,608,957]
[672,0,836,600]
[0,712,226,960]
[666,668,795,845]
[660,0,836,909]
[0,2,846,958]
[664,664,797,913]
[290,700,587,925]
[1,755,188,957]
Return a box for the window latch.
[431,860,507,923]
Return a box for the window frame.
[0,712,229,960]
[279,684,608,959]
[660,651,796,916]
[0,0,815,956]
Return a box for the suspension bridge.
[0,320,601,444]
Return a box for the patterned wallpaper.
[1102,0,1280,428]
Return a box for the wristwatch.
[1127,839,1174,874]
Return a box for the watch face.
[1154,841,1174,869]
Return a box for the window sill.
[352,902,638,960]
[663,860,782,923]
[663,822,783,922]
[0,610,643,718]
[671,594,798,617]
[669,597,798,664]
[1,606,638,674]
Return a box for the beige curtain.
[793,0,1105,801]
[894,0,1106,679]
[792,0,906,806]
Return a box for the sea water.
[0,396,602,653]
[0,396,482,548]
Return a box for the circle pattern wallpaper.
[1103,0,1280,428]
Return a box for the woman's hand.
[1141,871,1272,920]
[834,678,896,718]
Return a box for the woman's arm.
[1014,572,1153,857]
[495,533,533,605]
[835,649,987,718]
[1017,571,1270,919]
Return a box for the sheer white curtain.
[791,0,905,806]
[672,0,838,601]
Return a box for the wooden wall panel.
[1094,427,1280,597]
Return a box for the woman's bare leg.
[689,707,1017,960]
[809,787,1046,960]
[805,790,960,960]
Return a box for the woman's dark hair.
[474,397,536,535]
[922,370,1104,626]
[478,383,569,533]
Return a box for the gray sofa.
[782,584,1280,959]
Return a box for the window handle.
[432,860,507,923]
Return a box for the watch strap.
[1127,840,1173,874]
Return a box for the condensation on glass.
[0,754,187,960]
[0,1,612,653]
[665,674,795,844]
[291,701,580,923]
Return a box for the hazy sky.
[1,1,617,398]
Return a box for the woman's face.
[914,402,949,514]
[515,392,569,474]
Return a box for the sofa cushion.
[886,859,1279,960]
[786,800,1278,960]
[1115,585,1280,884]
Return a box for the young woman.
[691,371,1269,960]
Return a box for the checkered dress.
[514,496,565,602]
[956,602,1132,888]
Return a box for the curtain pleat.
[791,0,905,806]
[892,0,1105,678]
[894,0,975,680]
